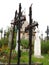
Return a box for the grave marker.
[25,5,38,65]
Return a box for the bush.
[0,40,3,48]
[41,40,49,54]
[21,39,29,49]
[0,38,8,46]
[21,39,49,54]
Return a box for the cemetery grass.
[32,54,49,65]
[11,52,49,65]
[0,51,49,65]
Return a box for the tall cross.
[8,3,26,65]
[25,5,38,65]
[8,10,17,65]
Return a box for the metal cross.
[8,3,26,65]
[25,5,38,65]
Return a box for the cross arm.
[25,22,38,32]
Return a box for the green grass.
[21,53,49,65]
[0,51,49,65]
[21,52,49,65]
[32,54,49,65]
[11,52,49,65]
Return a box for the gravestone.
[34,28,41,58]
[8,27,12,48]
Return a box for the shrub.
[0,38,8,46]
[0,40,3,48]
[41,40,49,54]
[21,39,29,49]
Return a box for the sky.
[0,0,49,38]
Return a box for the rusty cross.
[8,3,26,65]
[25,5,38,65]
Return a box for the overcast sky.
[0,0,49,37]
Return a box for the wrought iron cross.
[8,3,26,65]
[25,5,38,65]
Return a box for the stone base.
[34,55,44,58]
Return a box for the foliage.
[1,38,8,45]
[2,48,10,54]
[32,40,49,54]
[32,54,49,65]
[41,40,49,54]
[21,39,29,49]
[0,50,49,65]
[6,31,10,38]
[0,38,8,48]
[0,40,2,48]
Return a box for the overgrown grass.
[0,51,49,65]
[11,52,49,65]
[32,54,49,65]
[0,40,49,65]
